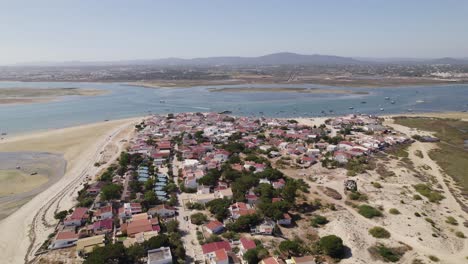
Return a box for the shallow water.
[0,81,467,134]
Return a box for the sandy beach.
[0,117,140,264]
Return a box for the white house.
[49,231,78,249]
[147,247,173,264]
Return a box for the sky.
[1,0,468,64]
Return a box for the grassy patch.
[369,244,405,262]
[369,227,391,238]
[445,216,458,226]
[310,215,329,227]
[413,184,444,203]
[455,231,465,238]
[394,117,468,193]
[389,208,400,215]
[358,205,383,218]
[348,191,368,201]
[428,255,439,262]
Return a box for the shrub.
[425,218,435,226]
[369,227,391,238]
[414,212,421,217]
[358,205,382,218]
[376,245,402,262]
[389,208,400,215]
[349,191,368,201]
[445,216,458,226]
[311,215,329,227]
[372,182,383,189]
[319,235,344,258]
[413,194,422,200]
[413,184,444,203]
[428,255,439,262]
[455,231,465,238]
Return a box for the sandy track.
[0,118,139,264]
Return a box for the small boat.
[1,132,6,136]
[160,100,166,103]
[380,108,384,111]
[416,100,425,103]
[349,107,354,109]
[361,101,367,104]
[385,97,390,100]
[390,101,396,104]
[407,109,413,112]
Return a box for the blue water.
[0,81,467,134]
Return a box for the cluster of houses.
[46,112,409,264]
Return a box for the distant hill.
[9,52,468,67]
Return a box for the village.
[36,112,420,264]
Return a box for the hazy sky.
[1,0,468,64]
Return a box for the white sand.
[0,117,140,263]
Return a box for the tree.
[243,249,260,264]
[145,234,169,250]
[279,240,302,256]
[126,244,145,263]
[165,220,180,233]
[144,190,158,205]
[319,235,344,258]
[190,213,208,225]
[84,243,128,264]
[101,184,123,200]
[54,210,68,221]
[206,198,231,221]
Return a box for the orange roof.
[56,231,78,240]
[205,220,223,231]
[127,219,152,237]
[215,249,228,261]
[262,257,280,264]
[132,213,149,221]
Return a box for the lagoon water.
[1,81,468,134]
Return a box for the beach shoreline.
[0,117,140,263]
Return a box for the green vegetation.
[413,194,422,200]
[428,255,440,262]
[413,184,444,203]
[414,150,424,158]
[372,182,383,189]
[54,210,68,221]
[310,215,329,227]
[389,208,400,215]
[190,213,208,225]
[386,144,409,158]
[455,231,465,238]
[369,227,391,238]
[394,117,468,193]
[319,235,345,258]
[445,216,458,226]
[358,205,382,218]
[374,244,403,262]
[101,183,123,200]
[348,191,368,201]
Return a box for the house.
[87,182,105,195]
[124,217,153,237]
[148,247,173,264]
[204,220,225,234]
[93,218,113,234]
[50,231,78,249]
[287,256,316,264]
[251,219,275,235]
[215,188,233,200]
[95,205,113,220]
[238,237,256,257]
[277,213,292,226]
[202,241,232,262]
[64,207,88,227]
[76,235,105,254]
[148,204,176,218]
[208,249,229,264]
[119,203,142,219]
[229,202,256,219]
[260,257,281,264]
[272,179,286,189]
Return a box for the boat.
[407,109,413,112]
[385,97,390,100]
[390,101,396,104]
[361,101,367,104]
[416,100,425,103]
[348,107,354,109]
[160,100,166,103]
[380,108,384,111]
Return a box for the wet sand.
[0,152,66,220]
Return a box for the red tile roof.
[240,237,256,250]
[214,249,228,261]
[205,220,224,231]
[201,241,231,254]
[56,231,78,240]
